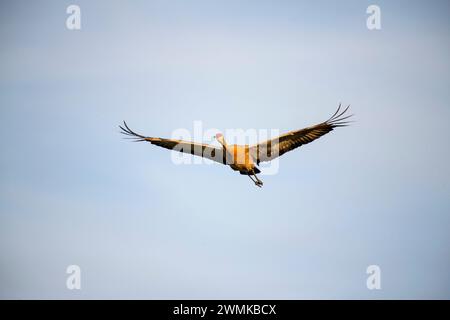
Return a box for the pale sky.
[0,0,449,299]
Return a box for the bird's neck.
[220,140,227,148]
[220,140,234,164]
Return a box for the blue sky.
[0,0,449,299]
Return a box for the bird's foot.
[255,181,263,188]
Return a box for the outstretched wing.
[120,122,226,165]
[250,104,352,164]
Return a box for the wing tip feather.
[119,121,148,142]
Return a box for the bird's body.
[227,145,260,175]
[120,104,352,187]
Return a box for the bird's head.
[214,132,226,145]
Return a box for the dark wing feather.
[250,104,352,164]
[119,121,226,165]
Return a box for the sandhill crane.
[120,104,352,187]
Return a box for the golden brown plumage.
[120,104,352,187]
[119,122,226,164]
[250,104,352,164]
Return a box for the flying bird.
[120,104,352,187]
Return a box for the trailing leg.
[248,174,262,188]
[253,174,263,187]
